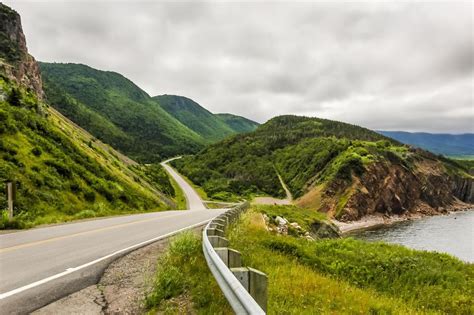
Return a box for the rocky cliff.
[304,150,474,222]
[0,3,43,99]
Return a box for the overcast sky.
[5,0,473,133]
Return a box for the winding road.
[0,159,223,314]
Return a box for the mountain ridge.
[378,130,474,157]
[40,63,259,162]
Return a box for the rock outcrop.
[317,154,474,222]
[0,3,44,99]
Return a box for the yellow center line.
[0,212,185,254]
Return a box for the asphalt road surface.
[161,157,206,210]
[0,160,223,314]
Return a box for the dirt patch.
[34,227,203,314]
[252,196,291,205]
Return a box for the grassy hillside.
[153,94,235,142]
[379,131,474,158]
[40,62,206,162]
[173,115,472,220]
[0,77,177,228]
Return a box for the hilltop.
[214,113,259,133]
[153,94,258,141]
[173,115,473,221]
[40,63,258,162]
[40,62,205,162]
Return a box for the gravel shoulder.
[34,227,202,314]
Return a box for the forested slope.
[153,94,235,142]
[173,115,473,220]
[40,63,205,162]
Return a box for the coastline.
[332,201,473,234]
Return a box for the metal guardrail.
[202,203,266,314]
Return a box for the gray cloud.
[5,0,473,133]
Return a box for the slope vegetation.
[0,4,175,228]
[215,113,259,133]
[0,77,174,228]
[173,115,473,220]
[40,63,205,162]
[153,94,235,142]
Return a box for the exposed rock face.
[452,176,474,203]
[335,159,473,222]
[0,3,44,99]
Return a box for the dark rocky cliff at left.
[0,3,43,99]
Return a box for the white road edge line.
[0,217,216,300]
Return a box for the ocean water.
[353,210,474,263]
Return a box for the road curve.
[0,162,222,314]
[161,157,206,210]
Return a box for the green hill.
[40,63,206,162]
[173,115,473,220]
[0,76,177,228]
[0,4,178,228]
[215,113,259,133]
[154,95,258,141]
[153,95,235,142]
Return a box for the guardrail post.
[231,267,268,312]
[208,236,229,247]
[6,182,15,219]
[214,248,242,268]
[206,227,225,237]
[213,218,227,227]
[209,222,225,230]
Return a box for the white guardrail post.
[202,202,267,314]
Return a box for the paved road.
[0,162,223,314]
[161,157,206,210]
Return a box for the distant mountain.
[40,64,258,162]
[40,62,206,162]
[173,115,473,221]
[215,113,259,133]
[379,131,474,157]
[154,95,258,141]
[153,95,235,141]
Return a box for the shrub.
[31,147,42,157]
[83,191,96,202]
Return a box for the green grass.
[226,206,474,314]
[0,77,170,229]
[167,172,187,210]
[146,232,231,314]
[254,204,326,231]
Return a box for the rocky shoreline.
[333,201,473,234]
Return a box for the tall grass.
[228,207,474,314]
[146,232,231,314]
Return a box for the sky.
[5,0,473,133]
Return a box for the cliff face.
[0,3,43,99]
[341,159,472,221]
[299,153,473,222]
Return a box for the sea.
[353,210,474,263]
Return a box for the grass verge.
[146,231,231,314]
[228,206,473,314]
[167,173,187,210]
